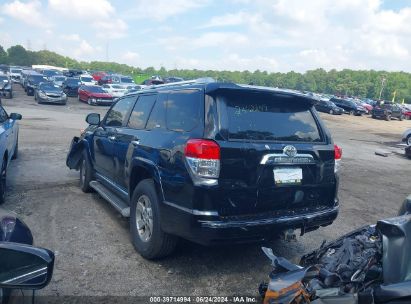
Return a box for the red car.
[78,85,114,106]
[92,71,107,82]
[404,110,411,120]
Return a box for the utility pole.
[378,76,386,100]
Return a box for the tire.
[372,115,376,119]
[8,91,12,99]
[406,135,411,146]
[349,110,355,115]
[130,179,177,259]
[87,98,92,105]
[329,109,333,114]
[12,136,18,160]
[0,158,7,205]
[79,151,93,193]
[385,114,391,121]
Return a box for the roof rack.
[147,77,216,90]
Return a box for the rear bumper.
[161,201,339,245]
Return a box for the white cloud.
[121,51,140,65]
[127,0,209,21]
[93,18,127,39]
[61,34,81,42]
[48,0,114,20]
[74,40,97,58]
[2,0,50,28]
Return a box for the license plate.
[273,167,302,185]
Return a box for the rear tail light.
[185,139,220,179]
[334,144,342,173]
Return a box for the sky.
[1,0,411,73]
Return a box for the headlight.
[90,98,96,103]
[38,91,47,98]
[62,92,67,98]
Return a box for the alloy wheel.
[135,195,153,242]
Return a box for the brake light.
[334,144,342,160]
[334,144,342,173]
[185,139,220,178]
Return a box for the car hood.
[0,209,33,245]
[41,88,64,94]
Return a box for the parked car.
[51,75,66,87]
[79,75,96,86]
[314,99,344,115]
[63,69,83,77]
[34,82,67,105]
[141,78,164,86]
[353,99,373,114]
[102,84,127,98]
[67,80,341,259]
[404,110,411,120]
[78,85,114,106]
[40,69,60,80]
[25,74,48,96]
[371,103,404,121]
[92,71,107,82]
[402,129,411,145]
[0,75,12,99]
[0,106,20,204]
[163,77,184,83]
[8,67,22,83]
[98,74,135,87]
[62,77,81,97]
[0,209,55,304]
[330,97,366,115]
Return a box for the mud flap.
[66,136,83,170]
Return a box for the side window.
[146,94,166,129]
[166,90,202,132]
[103,84,109,89]
[105,97,136,127]
[127,95,157,129]
[0,107,7,123]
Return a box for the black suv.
[330,97,366,115]
[67,81,341,259]
[371,103,404,121]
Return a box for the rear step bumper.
[161,203,338,245]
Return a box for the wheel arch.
[128,158,164,202]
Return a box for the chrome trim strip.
[95,172,128,196]
[260,153,315,165]
[2,267,47,284]
[200,205,339,228]
[163,200,219,216]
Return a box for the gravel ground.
[1,84,410,300]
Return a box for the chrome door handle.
[108,136,116,141]
[131,140,140,146]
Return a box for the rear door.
[114,94,157,188]
[210,90,336,217]
[93,97,136,180]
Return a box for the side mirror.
[0,243,54,290]
[9,113,22,120]
[86,113,100,125]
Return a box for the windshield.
[66,78,80,85]
[43,70,59,77]
[40,83,61,91]
[87,86,105,93]
[219,92,322,142]
[29,75,48,83]
[121,77,133,83]
[11,69,21,73]
[81,76,93,82]
[54,76,66,81]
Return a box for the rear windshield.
[219,92,322,142]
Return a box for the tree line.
[1,44,410,103]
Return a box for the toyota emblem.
[283,145,297,157]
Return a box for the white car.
[402,129,411,146]
[102,84,127,98]
[51,75,66,87]
[9,67,22,83]
[79,75,96,86]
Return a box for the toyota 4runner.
[67,80,341,259]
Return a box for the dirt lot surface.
[2,84,410,299]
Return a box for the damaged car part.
[260,196,411,303]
